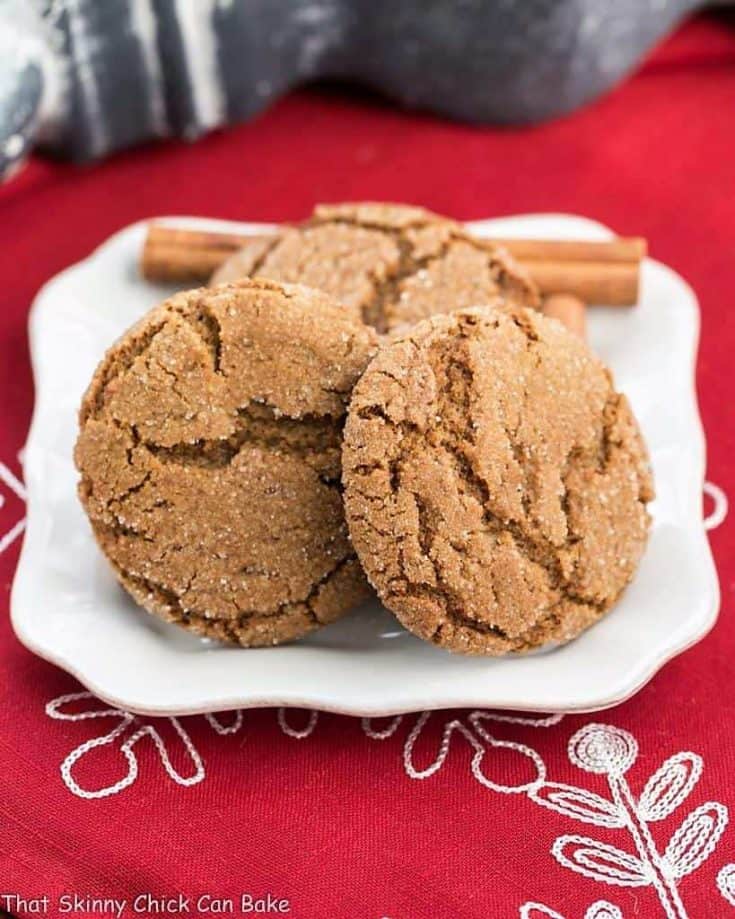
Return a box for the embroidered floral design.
[0,457,26,555]
[205,710,243,735]
[46,692,208,799]
[277,707,318,738]
[530,724,728,919]
[46,695,333,797]
[703,481,728,531]
[717,864,735,908]
[363,710,562,795]
[46,694,733,915]
[519,900,622,919]
[568,724,638,775]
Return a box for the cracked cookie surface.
[211,202,538,334]
[342,306,654,655]
[75,278,378,646]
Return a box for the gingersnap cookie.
[342,306,654,655]
[212,202,538,334]
[75,279,378,647]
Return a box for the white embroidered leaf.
[361,715,404,739]
[717,863,735,907]
[277,707,318,738]
[468,713,547,794]
[530,782,624,827]
[46,690,126,722]
[585,902,623,919]
[552,834,651,887]
[404,712,444,778]
[403,712,546,793]
[664,801,729,878]
[638,752,702,821]
[205,710,243,735]
[57,714,205,799]
[703,480,729,531]
[518,903,565,919]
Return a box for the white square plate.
[11,214,719,716]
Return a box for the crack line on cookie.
[116,550,360,638]
[311,210,538,329]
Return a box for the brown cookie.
[75,279,378,647]
[342,307,654,655]
[212,202,538,333]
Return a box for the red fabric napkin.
[1,14,734,919]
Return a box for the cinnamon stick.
[491,236,646,264]
[523,259,640,306]
[141,225,262,284]
[542,293,587,340]
[140,223,645,305]
[488,236,645,304]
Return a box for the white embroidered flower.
[46,691,245,799]
[539,723,729,919]
[568,724,638,776]
[363,710,562,795]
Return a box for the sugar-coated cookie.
[76,279,378,646]
[342,306,653,655]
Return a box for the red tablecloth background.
[1,14,734,919]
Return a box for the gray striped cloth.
[0,0,705,179]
